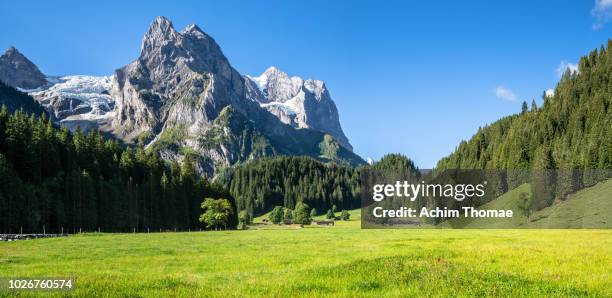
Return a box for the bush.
[340,210,350,221]
[294,202,312,225]
[269,206,284,224]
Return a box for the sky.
[1,0,611,168]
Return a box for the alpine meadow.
[0,3,611,297]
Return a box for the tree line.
[223,156,363,218]
[0,106,236,234]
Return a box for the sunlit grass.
[1,214,610,296]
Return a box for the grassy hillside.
[1,222,611,296]
[444,179,612,228]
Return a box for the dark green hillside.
[224,153,418,217]
[437,40,612,172]
[0,80,45,115]
[433,40,612,213]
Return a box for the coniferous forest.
[435,40,612,208]
[0,106,235,234]
[437,41,612,172]
[225,156,362,217]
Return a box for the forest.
[437,41,611,171]
[0,104,235,234]
[435,40,612,207]
[224,156,362,217]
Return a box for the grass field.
[1,207,611,297]
[2,181,611,297]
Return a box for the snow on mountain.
[29,75,115,129]
[245,66,352,150]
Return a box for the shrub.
[269,206,284,224]
[340,210,350,221]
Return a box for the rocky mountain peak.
[112,16,246,143]
[263,66,283,76]
[182,24,206,37]
[0,46,47,89]
[4,46,18,56]
[139,16,181,62]
[136,16,233,82]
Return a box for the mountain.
[0,46,47,89]
[109,16,363,173]
[0,17,364,174]
[245,67,352,150]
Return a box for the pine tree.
[521,101,528,114]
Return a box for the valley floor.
[1,215,611,297]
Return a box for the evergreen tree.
[521,101,528,114]
[310,208,317,218]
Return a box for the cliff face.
[245,67,352,150]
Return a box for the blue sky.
[1,0,611,167]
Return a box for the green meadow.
[1,206,611,297]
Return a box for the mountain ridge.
[0,16,363,175]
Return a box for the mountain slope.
[0,81,45,115]
[30,75,115,131]
[436,39,612,206]
[0,46,47,89]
